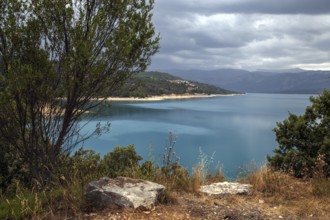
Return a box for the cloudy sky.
[148,0,330,71]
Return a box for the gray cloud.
[207,0,330,15]
[149,1,330,71]
[155,0,330,15]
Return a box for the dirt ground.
[82,191,329,220]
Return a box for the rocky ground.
[83,191,327,220]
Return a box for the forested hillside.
[111,71,237,97]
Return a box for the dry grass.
[240,165,330,219]
[312,178,330,196]
[243,166,307,199]
[3,161,329,219]
[53,165,330,219]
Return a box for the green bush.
[0,145,29,196]
[102,144,143,178]
[140,160,156,180]
[70,148,103,184]
[268,90,330,178]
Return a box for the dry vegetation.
[1,143,329,219]
[82,167,330,220]
[1,161,329,219]
[1,139,329,219]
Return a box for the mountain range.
[168,68,330,94]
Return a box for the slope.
[111,71,237,97]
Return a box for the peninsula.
[107,71,239,100]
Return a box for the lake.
[80,93,312,179]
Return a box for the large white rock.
[200,181,252,195]
[85,177,165,210]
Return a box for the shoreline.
[104,93,241,102]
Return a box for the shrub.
[139,160,156,180]
[0,145,29,196]
[268,90,330,178]
[70,148,103,185]
[102,144,143,178]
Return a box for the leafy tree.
[102,144,143,178]
[0,0,159,188]
[268,90,330,178]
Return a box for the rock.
[85,176,165,210]
[259,199,265,204]
[199,181,252,195]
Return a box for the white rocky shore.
[104,93,239,102]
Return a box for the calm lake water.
[80,93,312,179]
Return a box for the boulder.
[85,176,165,210]
[200,181,252,195]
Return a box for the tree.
[268,90,330,178]
[0,0,159,188]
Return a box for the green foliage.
[0,183,47,219]
[0,130,231,218]
[0,145,30,196]
[268,90,330,178]
[140,160,156,180]
[168,164,190,191]
[0,0,159,190]
[102,145,143,178]
[70,148,103,185]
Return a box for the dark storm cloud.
[149,0,330,71]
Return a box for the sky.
[148,0,330,71]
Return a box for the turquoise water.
[80,93,312,179]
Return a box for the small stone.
[279,216,283,219]
[199,181,252,195]
[259,199,265,204]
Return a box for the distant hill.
[111,71,237,97]
[169,69,330,94]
